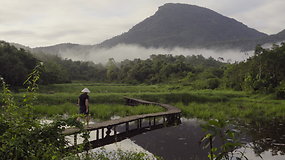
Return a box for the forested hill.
[99,3,267,50]
[32,43,94,55]
[0,41,71,86]
[0,41,38,86]
[262,29,285,44]
[28,3,285,56]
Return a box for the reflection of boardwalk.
[63,97,181,151]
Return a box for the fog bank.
[58,44,253,64]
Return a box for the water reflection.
[131,118,212,160]
[239,119,285,158]
[130,118,285,160]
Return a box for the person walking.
[78,88,90,126]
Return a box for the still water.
[66,117,285,160]
[129,118,285,160]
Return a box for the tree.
[0,41,38,86]
[225,43,285,93]
[106,58,119,81]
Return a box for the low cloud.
[56,44,252,64]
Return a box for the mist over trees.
[108,54,224,86]
[2,40,285,97]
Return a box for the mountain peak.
[99,3,267,49]
[158,3,205,10]
[158,3,198,9]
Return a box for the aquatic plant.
[200,119,248,160]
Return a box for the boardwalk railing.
[63,97,181,151]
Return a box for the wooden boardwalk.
[63,97,181,151]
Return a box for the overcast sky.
[0,0,284,47]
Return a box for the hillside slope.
[99,3,267,49]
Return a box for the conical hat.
[81,88,90,93]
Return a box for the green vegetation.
[200,119,245,160]
[224,43,285,95]
[3,40,284,122]
[1,41,225,89]
[0,41,38,86]
[0,64,79,159]
[3,40,285,96]
[1,40,285,159]
[1,64,158,160]
[176,98,285,122]
[0,41,70,86]
[6,82,281,123]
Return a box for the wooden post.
[136,119,139,129]
[96,129,99,140]
[153,117,156,126]
[126,122,129,131]
[106,126,112,137]
[114,125,117,136]
[101,128,104,139]
[114,125,117,141]
[74,134,77,146]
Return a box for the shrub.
[275,82,285,99]
[207,78,220,89]
[0,65,81,159]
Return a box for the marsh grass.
[10,89,245,106]
[38,83,167,94]
[5,83,284,122]
[33,103,78,117]
[33,103,165,120]
[176,100,285,122]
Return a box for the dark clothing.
[79,93,89,114]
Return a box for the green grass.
[10,88,246,106]
[37,83,168,94]
[3,82,285,122]
[176,100,285,122]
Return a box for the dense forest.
[225,43,285,98]
[0,42,38,86]
[1,41,285,97]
